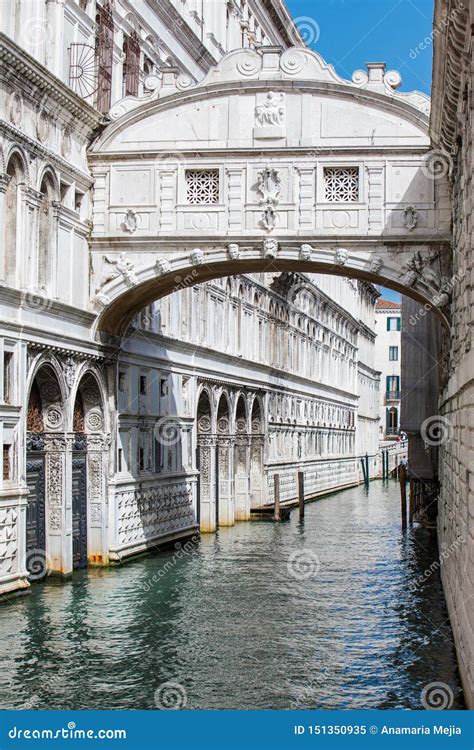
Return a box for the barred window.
[324,167,359,202]
[185,170,219,204]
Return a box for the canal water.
[0,481,465,710]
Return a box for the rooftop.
[375,298,402,310]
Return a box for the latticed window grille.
[185,170,220,204]
[324,167,359,202]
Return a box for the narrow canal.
[0,481,464,710]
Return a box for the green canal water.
[0,481,465,710]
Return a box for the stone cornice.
[0,33,103,133]
[254,1,304,47]
[0,120,94,188]
[430,0,471,151]
[144,0,217,72]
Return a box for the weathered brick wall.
[437,22,474,707]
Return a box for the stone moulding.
[100,45,430,131]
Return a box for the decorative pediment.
[97,46,430,153]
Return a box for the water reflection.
[0,482,464,709]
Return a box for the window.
[95,2,114,113]
[324,167,359,202]
[3,444,10,480]
[138,446,144,472]
[386,376,400,397]
[3,352,13,404]
[185,169,219,204]
[387,316,401,331]
[389,346,399,361]
[139,375,147,395]
[117,448,123,473]
[123,31,140,97]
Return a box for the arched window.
[4,155,24,283]
[38,174,56,291]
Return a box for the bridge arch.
[88,45,452,340]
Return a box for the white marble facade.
[0,0,451,595]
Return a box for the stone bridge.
[88,46,452,338]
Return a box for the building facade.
[374,298,401,440]
[430,0,473,708]
[0,0,385,595]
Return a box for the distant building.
[374,299,401,439]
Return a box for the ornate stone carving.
[86,409,103,432]
[104,252,138,286]
[334,248,348,266]
[122,209,138,233]
[155,258,171,275]
[263,238,278,258]
[404,206,418,231]
[9,91,23,126]
[227,243,240,260]
[45,406,63,430]
[300,244,312,261]
[255,92,284,127]
[368,255,384,274]
[257,165,281,231]
[401,250,448,302]
[190,248,204,265]
[36,108,50,142]
[61,355,78,391]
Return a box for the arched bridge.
[88,46,453,337]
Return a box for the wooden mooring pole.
[399,463,407,529]
[273,473,281,522]
[297,471,305,519]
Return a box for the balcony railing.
[385,390,401,401]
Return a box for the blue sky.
[285,0,434,94]
[285,0,434,302]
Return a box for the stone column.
[21,186,42,291]
[86,434,110,565]
[0,174,11,281]
[234,434,250,520]
[197,435,217,532]
[217,435,234,526]
[43,433,72,576]
[250,434,264,507]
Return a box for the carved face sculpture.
[300,244,312,261]
[156,258,170,275]
[335,248,348,266]
[227,243,240,260]
[369,255,383,274]
[263,238,278,258]
[191,248,204,265]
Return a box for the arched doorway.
[250,398,264,507]
[4,153,25,284]
[72,370,109,568]
[234,395,250,520]
[216,393,233,526]
[72,388,87,569]
[25,362,65,579]
[196,389,214,532]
